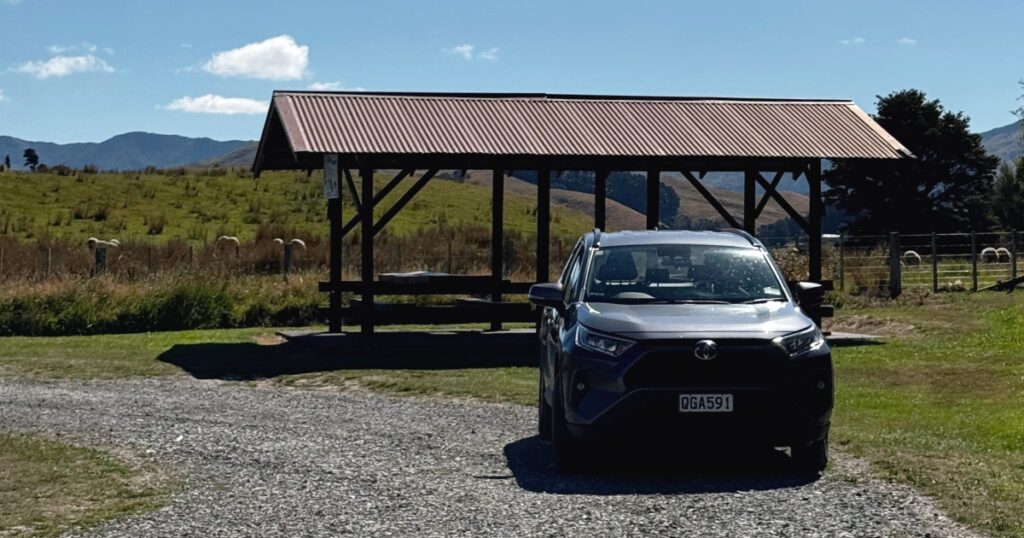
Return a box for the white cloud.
[202,35,308,80]
[165,94,268,115]
[445,44,475,60]
[48,42,100,55]
[838,36,866,46]
[15,54,114,79]
[897,37,917,45]
[307,81,365,91]
[0,89,7,102]
[444,44,499,61]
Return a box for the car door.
[541,240,585,399]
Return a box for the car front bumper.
[560,339,833,447]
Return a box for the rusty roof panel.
[265,92,910,161]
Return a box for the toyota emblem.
[694,340,718,361]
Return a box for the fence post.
[1012,229,1018,280]
[94,247,107,276]
[889,232,901,299]
[838,234,845,292]
[931,232,938,293]
[970,232,978,292]
[282,243,293,282]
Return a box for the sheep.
[996,247,1012,263]
[902,250,922,266]
[86,237,118,249]
[981,247,999,263]
[216,235,240,247]
[289,238,307,250]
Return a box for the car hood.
[577,301,812,338]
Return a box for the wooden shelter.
[253,91,911,334]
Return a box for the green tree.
[991,158,1024,229]
[23,148,39,172]
[824,89,999,233]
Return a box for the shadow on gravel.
[158,331,537,380]
[503,436,819,495]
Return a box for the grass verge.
[0,433,169,537]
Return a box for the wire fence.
[761,231,1020,296]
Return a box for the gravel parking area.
[1,377,979,537]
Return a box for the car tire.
[792,437,828,473]
[551,376,585,473]
[538,369,552,441]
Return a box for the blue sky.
[0,0,1021,143]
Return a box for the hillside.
[660,174,809,225]
[980,121,1023,163]
[0,169,597,244]
[0,132,253,171]
[195,142,259,168]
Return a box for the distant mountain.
[979,121,1023,164]
[194,142,258,168]
[0,132,253,171]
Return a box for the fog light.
[576,382,586,391]
[816,381,825,390]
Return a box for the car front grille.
[623,340,783,390]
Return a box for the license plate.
[679,393,733,413]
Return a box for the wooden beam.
[537,168,551,282]
[752,173,810,231]
[360,166,374,335]
[344,167,362,214]
[372,169,438,235]
[328,196,342,333]
[743,169,756,234]
[753,171,785,218]
[647,168,660,229]
[594,169,608,230]
[370,168,413,206]
[679,170,741,228]
[491,169,504,331]
[808,160,823,283]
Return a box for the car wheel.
[551,375,585,473]
[538,369,552,441]
[792,437,828,473]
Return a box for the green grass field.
[2,294,1023,535]
[0,169,593,244]
[0,433,169,537]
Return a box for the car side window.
[563,244,585,303]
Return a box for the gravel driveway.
[1,377,978,537]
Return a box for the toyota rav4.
[529,229,833,473]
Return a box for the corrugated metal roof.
[262,91,910,162]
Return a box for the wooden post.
[931,232,938,293]
[594,169,608,231]
[646,168,659,229]
[743,170,756,234]
[46,247,52,280]
[838,234,845,292]
[95,247,107,276]
[282,243,293,282]
[537,169,550,282]
[808,161,823,283]
[889,232,901,299]
[1012,230,1018,280]
[360,166,374,335]
[970,232,978,292]
[328,197,342,332]
[491,169,504,331]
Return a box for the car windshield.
[583,244,787,304]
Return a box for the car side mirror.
[793,281,824,307]
[528,282,564,311]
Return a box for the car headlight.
[576,325,635,358]
[773,325,826,358]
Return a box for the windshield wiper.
[737,297,787,304]
[646,299,731,305]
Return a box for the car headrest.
[598,251,638,281]
[648,268,670,283]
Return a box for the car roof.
[592,230,759,249]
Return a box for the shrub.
[146,214,167,235]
